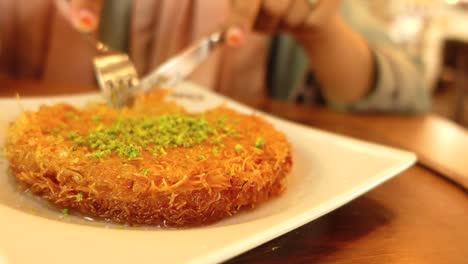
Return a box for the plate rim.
[0,83,417,264]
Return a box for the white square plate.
[0,83,416,264]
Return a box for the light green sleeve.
[271,0,431,113]
[330,44,431,113]
[331,0,431,113]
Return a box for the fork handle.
[83,33,114,54]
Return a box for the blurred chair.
[446,39,468,123]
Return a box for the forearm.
[295,15,374,104]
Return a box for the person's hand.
[55,0,103,32]
[225,0,341,46]
[227,0,374,104]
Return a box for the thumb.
[225,0,262,47]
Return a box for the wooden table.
[2,80,468,264]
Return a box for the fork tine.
[93,54,140,108]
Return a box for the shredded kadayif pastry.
[5,90,292,226]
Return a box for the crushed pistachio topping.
[212,146,219,155]
[212,134,226,145]
[68,113,236,159]
[67,131,78,140]
[235,144,243,153]
[65,112,79,121]
[91,114,102,123]
[217,115,227,125]
[49,124,65,134]
[62,208,69,216]
[118,145,140,159]
[255,137,265,149]
[49,128,61,134]
[74,137,85,145]
[76,193,83,202]
[143,169,150,176]
[87,150,111,159]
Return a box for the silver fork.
[89,36,140,108]
[91,32,224,109]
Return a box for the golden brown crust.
[6,92,292,226]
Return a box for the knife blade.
[136,31,224,93]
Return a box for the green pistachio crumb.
[217,115,227,126]
[160,147,167,156]
[198,155,206,161]
[255,137,265,149]
[74,137,84,145]
[67,131,78,140]
[62,208,69,216]
[76,193,83,202]
[91,114,102,123]
[65,112,79,121]
[119,145,140,159]
[89,150,111,159]
[223,125,235,134]
[49,127,62,134]
[153,146,167,157]
[212,146,219,155]
[143,169,149,176]
[212,134,227,145]
[235,144,243,153]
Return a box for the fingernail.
[226,26,245,47]
[73,9,97,32]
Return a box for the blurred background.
[368,0,468,126]
[2,0,468,127]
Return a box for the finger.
[254,0,290,33]
[304,0,340,28]
[56,0,103,32]
[263,0,291,17]
[55,0,71,18]
[70,0,103,32]
[283,0,310,28]
[226,0,262,47]
[228,0,262,31]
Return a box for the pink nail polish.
[226,27,245,47]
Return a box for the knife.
[136,31,224,93]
